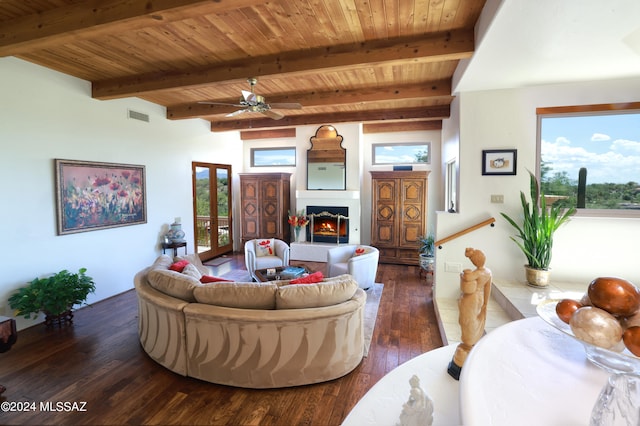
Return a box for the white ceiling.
[454,0,640,93]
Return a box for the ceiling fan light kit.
[199,77,302,121]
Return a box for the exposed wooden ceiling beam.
[363,121,443,133]
[0,0,268,57]
[92,30,473,100]
[209,106,450,132]
[167,80,453,119]
[240,128,297,140]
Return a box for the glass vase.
[590,373,640,426]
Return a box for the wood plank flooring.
[0,253,443,425]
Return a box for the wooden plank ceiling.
[0,0,485,132]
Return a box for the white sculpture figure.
[397,375,434,426]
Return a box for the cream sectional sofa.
[134,254,366,388]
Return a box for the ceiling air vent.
[127,109,150,122]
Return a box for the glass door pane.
[192,163,233,261]
[194,166,211,254]
[215,167,230,249]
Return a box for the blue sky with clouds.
[541,112,640,184]
[252,148,296,166]
[373,143,429,164]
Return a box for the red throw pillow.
[200,275,232,283]
[289,271,324,284]
[255,238,274,257]
[354,246,367,256]
[169,259,190,272]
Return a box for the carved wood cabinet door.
[400,178,425,248]
[260,179,282,236]
[372,177,398,247]
[239,173,291,245]
[371,171,429,265]
[240,176,260,240]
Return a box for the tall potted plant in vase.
[500,171,576,287]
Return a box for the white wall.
[0,57,243,329]
[241,124,362,242]
[243,124,443,245]
[241,123,362,213]
[436,77,640,299]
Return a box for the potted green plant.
[500,171,576,287]
[8,268,96,326]
[418,232,436,273]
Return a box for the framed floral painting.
[55,159,147,235]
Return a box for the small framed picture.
[482,149,517,176]
[267,268,276,276]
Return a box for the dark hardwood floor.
[0,253,443,425]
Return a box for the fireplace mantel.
[296,190,360,200]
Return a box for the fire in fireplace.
[306,206,349,243]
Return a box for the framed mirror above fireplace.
[307,125,346,190]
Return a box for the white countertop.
[461,316,609,425]
[344,316,613,425]
[342,343,460,426]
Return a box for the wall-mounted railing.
[434,217,496,249]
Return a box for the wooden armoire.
[239,173,291,245]
[370,171,429,265]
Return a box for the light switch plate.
[445,262,462,273]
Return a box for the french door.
[192,162,232,260]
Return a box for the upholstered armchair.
[244,238,290,281]
[327,245,379,290]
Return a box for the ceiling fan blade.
[261,109,285,120]
[198,101,244,107]
[269,102,302,110]
[225,109,248,118]
[241,90,258,105]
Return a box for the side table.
[162,241,187,256]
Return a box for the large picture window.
[537,103,640,216]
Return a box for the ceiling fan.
[198,77,302,120]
